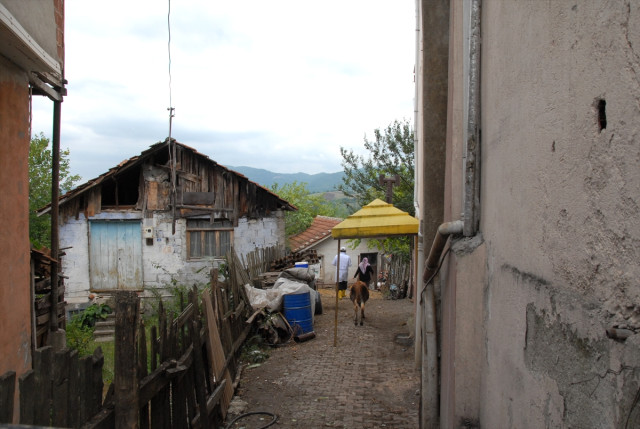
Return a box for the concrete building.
[415,1,640,428]
[43,141,294,304]
[0,0,65,420]
[289,215,380,286]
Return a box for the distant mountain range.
[228,166,344,193]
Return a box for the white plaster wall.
[233,211,285,258]
[313,239,378,286]
[59,214,90,301]
[60,210,286,301]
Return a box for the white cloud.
[31,0,416,182]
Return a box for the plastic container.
[294,261,309,268]
[283,292,313,334]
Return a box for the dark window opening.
[101,166,140,207]
[187,219,233,258]
[597,99,607,132]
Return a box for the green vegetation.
[338,119,415,262]
[270,181,347,237]
[65,315,95,357]
[29,133,81,248]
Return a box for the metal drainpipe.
[49,100,61,332]
[413,0,424,369]
[420,220,463,429]
[464,0,482,237]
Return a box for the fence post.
[115,291,140,428]
[0,371,16,423]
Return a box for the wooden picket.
[1,248,271,428]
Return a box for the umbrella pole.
[333,239,341,347]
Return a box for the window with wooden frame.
[186,219,233,259]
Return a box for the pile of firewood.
[268,249,319,271]
[31,248,66,346]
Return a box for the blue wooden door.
[89,220,143,291]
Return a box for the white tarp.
[244,268,317,316]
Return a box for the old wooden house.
[42,140,295,303]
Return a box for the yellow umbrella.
[330,199,419,346]
[331,198,419,239]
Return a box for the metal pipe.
[423,220,463,282]
[420,219,463,428]
[463,0,482,237]
[49,99,61,331]
[414,0,424,370]
[333,239,341,347]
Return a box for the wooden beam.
[114,291,140,428]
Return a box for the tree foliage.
[338,119,414,215]
[270,181,342,239]
[338,119,415,262]
[29,133,81,248]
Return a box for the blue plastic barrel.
[283,292,313,334]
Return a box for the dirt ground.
[225,286,420,428]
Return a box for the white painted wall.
[310,238,378,286]
[60,210,286,302]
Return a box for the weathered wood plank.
[67,349,80,428]
[51,349,70,427]
[33,346,53,425]
[0,371,16,423]
[138,320,149,429]
[18,370,35,425]
[182,192,214,205]
[189,318,210,429]
[190,379,227,429]
[114,291,140,429]
[78,354,93,424]
[91,347,105,416]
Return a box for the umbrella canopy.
[331,198,419,239]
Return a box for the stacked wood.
[268,249,319,271]
[31,248,67,347]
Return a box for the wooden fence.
[1,264,252,428]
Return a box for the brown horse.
[349,280,370,326]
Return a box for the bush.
[77,303,112,328]
[66,316,94,356]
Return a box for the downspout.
[421,220,463,429]
[464,0,482,237]
[413,0,424,369]
[49,100,61,333]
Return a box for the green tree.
[270,181,340,238]
[338,119,415,262]
[338,119,414,215]
[29,133,81,248]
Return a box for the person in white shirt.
[332,247,352,299]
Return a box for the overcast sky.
[31,1,416,182]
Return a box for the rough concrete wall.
[476,1,640,427]
[0,56,32,419]
[61,211,287,300]
[420,0,449,242]
[439,236,485,429]
[233,211,285,259]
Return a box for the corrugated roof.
[331,198,419,239]
[289,215,343,252]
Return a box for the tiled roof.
[289,215,343,252]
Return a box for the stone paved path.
[227,287,419,428]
